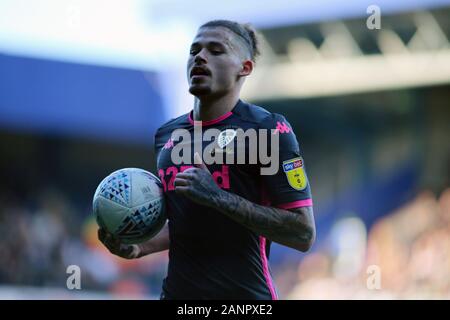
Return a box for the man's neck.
[193,92,240,122]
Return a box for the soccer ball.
[92,168,166,245]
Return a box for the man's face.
[187,26,246,97]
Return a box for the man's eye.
[211,50,223,55]
[190,48,200,55]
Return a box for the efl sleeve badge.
[282,157,308,191]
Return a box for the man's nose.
[194,49,207,64]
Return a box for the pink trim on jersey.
[277,199,313,209]
[188,111,233,126]
[259,236,278,300]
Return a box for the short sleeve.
[259,113,313,209]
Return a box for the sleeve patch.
[282,157,308,191]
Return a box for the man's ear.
[238,59,254,77]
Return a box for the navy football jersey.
[154,99,313,300]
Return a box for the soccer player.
[98,20,315,300]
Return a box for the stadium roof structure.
[242,8,450,100]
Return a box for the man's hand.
[98,228,141,259]
[173,152,224,207]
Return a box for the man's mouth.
[190,66,211,78]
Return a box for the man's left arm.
[174,153,316,252]
[209,189,315,252]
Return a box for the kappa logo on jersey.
[282,157,307,190]
[217,129,237,148]
[163,138,174,150]
[273,121,291,134]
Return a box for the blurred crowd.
[277,189,450,299]
[0,187,168,299]
[0,185,449,299]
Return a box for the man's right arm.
[135,222,170,258]
[98,222,170,259]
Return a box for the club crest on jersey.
[282,157,307,190]
[217,129,237,148]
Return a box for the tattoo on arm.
[173,165,315,251]
[212,191,316,251]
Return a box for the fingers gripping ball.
[93,168,166,244]
[97,228,140,259]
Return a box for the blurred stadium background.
[0,0,449,299]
